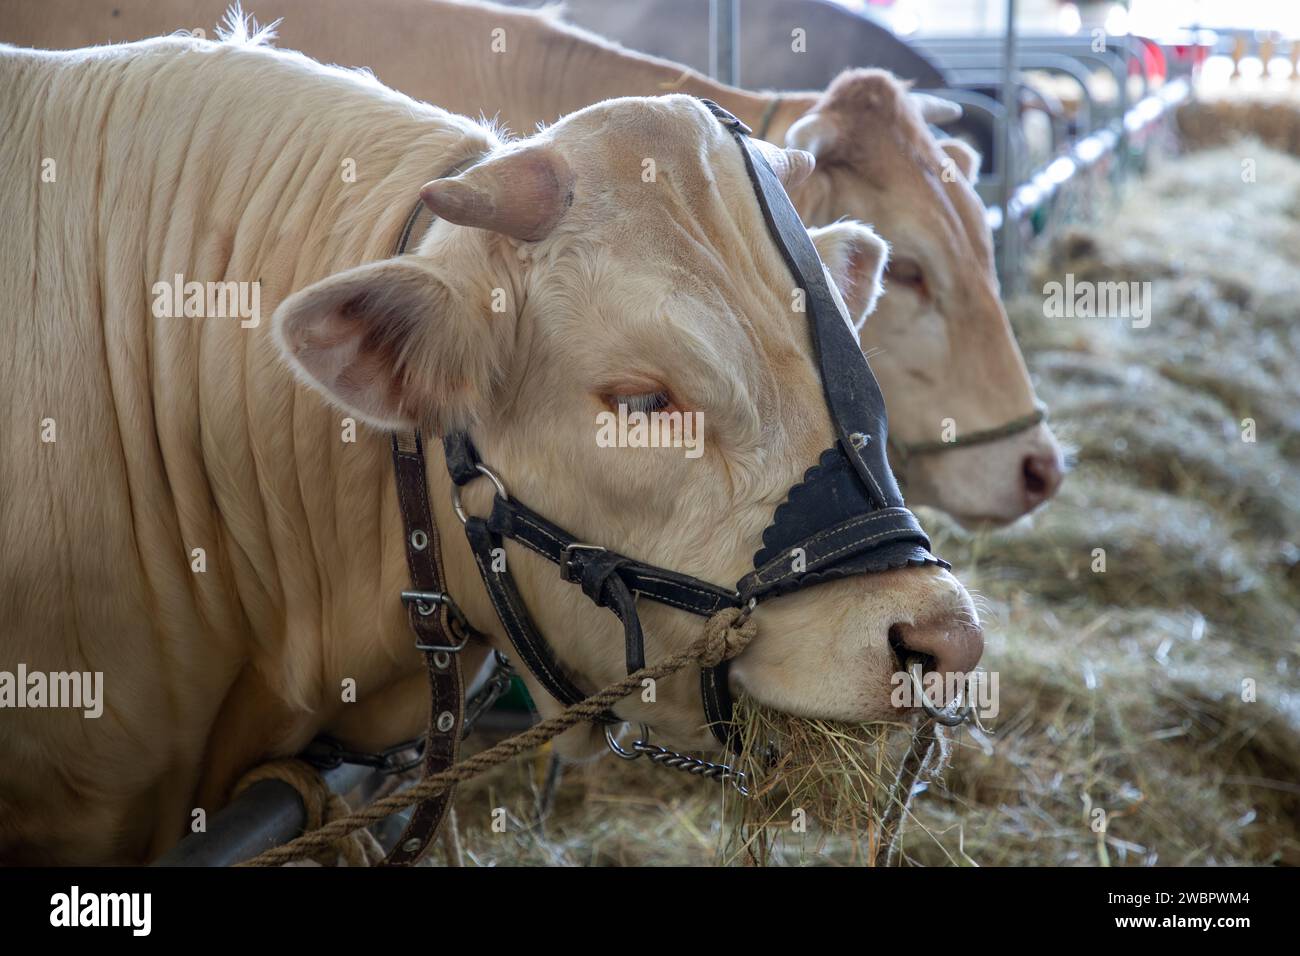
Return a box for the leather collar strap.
[379,430,468,866]
[378,153,486,866]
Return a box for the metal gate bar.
[153,761,377,867]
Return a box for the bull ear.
[937,138,980,184]
[811,221,889,325]
[272,256,509,432]
[420,145,573,242]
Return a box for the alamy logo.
[0,665,103,718]
[890,669,999,720]
[595,405,704,459]
[50,886,151,936]
[1042,273,1151,328]
[151,274,261,328]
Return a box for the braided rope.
[238,608,757,867]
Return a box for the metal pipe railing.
[1000,77,1191,227]
[153,761,377,867]
[996,0,1018,282]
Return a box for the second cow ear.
[272,256,511,433]
[811,221,889,326]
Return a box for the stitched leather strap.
[380,431,466,867]
[487,496,739,675]
[462,514,614,717]
[740,507,936,602]
[705,98,906,511]
[377,152,494,865]
[487,497,739,618]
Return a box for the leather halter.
[383,102,947,861]
[755,95,783,140]
[888,401,1048,472]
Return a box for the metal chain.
[301,736,427,776]
[633,741,750,795]
[601,651,989,800]
[604,723,749,795]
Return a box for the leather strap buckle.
[400,590,471,653]
[559,542,606,585]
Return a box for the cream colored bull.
[0,32,978,863]
[0,0,1065,525]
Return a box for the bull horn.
[784,112,839,161]
[420,145,574,242]
[910,93,963,125]
[753,139,816,189]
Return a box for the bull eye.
[886,257,928,300]
[612,391,671,415]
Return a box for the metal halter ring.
[605,722,652,760]
[905,656,975,728]
[451,462,509,525]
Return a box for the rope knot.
[698,606,758,667]
[233,758,384,866]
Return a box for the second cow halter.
[888,402,1048,473]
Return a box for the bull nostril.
[889,617,984,681]
[1022,453,1063,506]
[889,624,934,675]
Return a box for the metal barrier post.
[997,0,1019,286]
[710,0,740,86]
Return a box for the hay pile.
[427,125,1300,867]
[1178,96,1300,158]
